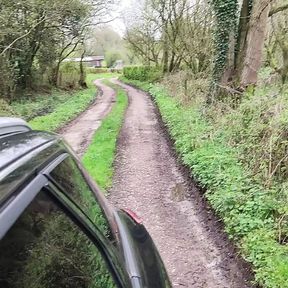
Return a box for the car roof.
[0,117,31,136]
[0,121,66,207]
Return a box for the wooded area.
[0,0,115,102]
[125,0,288,97]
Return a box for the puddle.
[171,183,186,202]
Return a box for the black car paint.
[0,130,171,288]
[44,183,131,288]
[115,210,172,288]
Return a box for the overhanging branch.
[269,3,288,17]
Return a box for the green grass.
[10,91,73,121]
[82,81,128,191]
[120,77,288,288]
[28,74,99,131]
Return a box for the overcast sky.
[110,0,139,36]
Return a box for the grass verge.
[82,81,128,191]
[28,74,99,131]
[11,90,73,121]
[120,76,288,288]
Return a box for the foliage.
[125,6,162,67]
[0,0,115,101]
[121,76,288,288]
[58,62,85,89]
[83,82,128,190]
[11,91,72,121]
[125,0,214,73]
[86,27,133,66]
[0,99,17,117]
[87,68,110,74]
[0,0,88,97]
[160,71,210,105]
[211,0,238,81]
[218,84,288,185]
[29,74,98,131]
[105,50,122,68]
[123,66,162,82]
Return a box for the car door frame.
[40,152,131,288]
[43,182,129,288]
[0,153,131,288]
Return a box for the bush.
[0,99,17,117]
[123,66,162,82]
[59,62,85,89]
[86,67,110,74]
[110,68,122,73]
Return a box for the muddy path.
[60,79,115,156]
[108,79,253,288]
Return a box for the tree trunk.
[239,0,273,87]
[52,61,61,87]
[235,0,252,78]
[162,28,169,73]
[79,49,87,88]
[169,51,176,72]
[220,31,236,85]
[279,45,288,84]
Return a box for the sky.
[110,0,139,36]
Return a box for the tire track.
[60,79,116,156]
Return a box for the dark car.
[0,117,171,288]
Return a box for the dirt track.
[60,79,115,156]
[61,78,253,287]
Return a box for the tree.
[125,0,213,73]
[168,0,213,73]
[211,0,288,92]
[239,0,273,88]
[86,27,132,66]
[0,0,116,100]
[267,8,288,84]
[125,2,162,67]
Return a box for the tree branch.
[1,15,46,55]
[269,3,288,17]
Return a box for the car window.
[0,190,117,288]
[49,157,112,238]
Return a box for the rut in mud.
[108,79,253,288]
[60,79,115,156]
